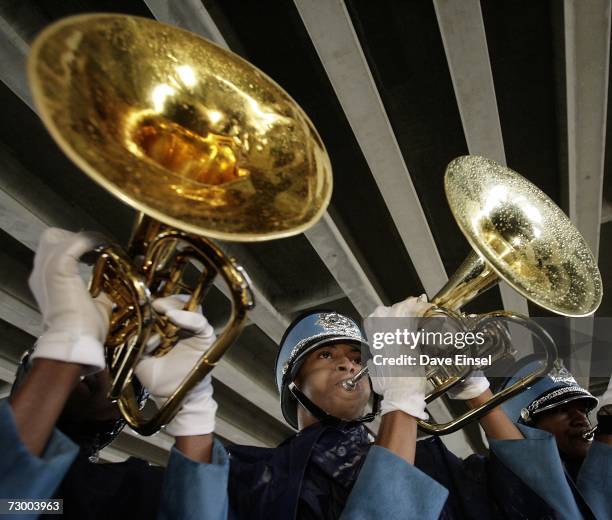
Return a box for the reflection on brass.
[583,425,597,441]
[29,13,331,240]
[132,117,247,186]
[443,155,601,317]
[344,156,602,436]
[29,14,332,435]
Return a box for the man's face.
[295,342,371,422]
[533,400,593,460]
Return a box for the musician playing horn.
[221,298,555,518]
[0,228,450,519]
[0,228,560,519]
[495,360,612,519]
[0,229,228,519]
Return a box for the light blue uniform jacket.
[0,400,228,520]
[489,424,612,520]
[0,399,449,519]
[339,444,449,519]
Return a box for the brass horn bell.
[29,14,332,435]
[344,156,602,435]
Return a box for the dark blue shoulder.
[226,443,278,464]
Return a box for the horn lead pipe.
[583,425,598,441]
[342,366,369,391]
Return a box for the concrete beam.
[111,430,170,466]
[0,356,17,386]
[564,0,611,388]
[602,199,612,224]
[293,0,448,298]
[98,445,131,463]
[433,0,529,316]
[143,0,229,48]
[293,0,473,453]
[0,14,30,106]
[304,214,380,316]
[565,0,611,255]
[0,382,11,399]
[0,287,41,338]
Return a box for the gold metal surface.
[29,14,332,434]
[444,155,602,317]
[115,220,255,435]
[343,155,602,435]
[417,311,557,435]
[29,13,332,241]
[416,155,603,433]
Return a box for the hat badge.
[316,312,360,337]
[549,361,577,385]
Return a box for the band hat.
[275,311,369,429]
[501,357,598,424]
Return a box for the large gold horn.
[28,14,332,435]
[344,156,602,435]
[438,155,601,316]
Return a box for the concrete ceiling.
[0,0,610,463]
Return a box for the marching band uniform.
[0,400,230,519]
[225,417,555,519]
[578,375,612,519]
[227,421,448,519]
[0,229,568,519]
[0,229,229,520]
[226,309,449,519]
[490,360,612,519]
[1,300,448,520]
[0,400,81,506]
[1,299,557,519]
[225,309,554,520]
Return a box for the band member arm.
[157,441,229,520]
[488,424,584,520]
[0,400,79,503]
[575,440,612,520]
[340,445,448,520]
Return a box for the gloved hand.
[365,295,434,420]
[446,371,490,400]
[28,228,112,374]
[370,294,433,320]
[134,295,218,437]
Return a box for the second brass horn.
[29,14,332,435]
[344,155,602,434]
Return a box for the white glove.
[369,294,433,320]
[446,371,490,400]
[134,295,218,437]
[365,295,434,420]
[28,228,111,374]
